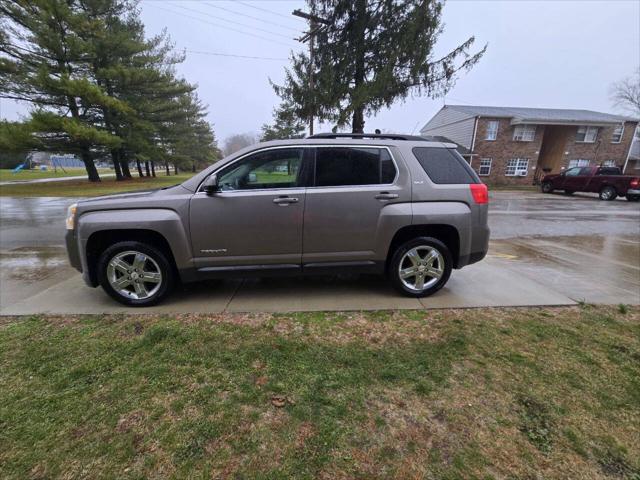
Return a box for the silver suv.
[65,134,490,306]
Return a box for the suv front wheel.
[97,241,173,307]
[389,237,452,298]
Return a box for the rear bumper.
[627,189,640,195]
[457,225,490,268]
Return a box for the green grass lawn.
[489,184,539,192]
[1,305,638,479]
[0,168,111,182]
[0,172,194,197]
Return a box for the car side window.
[578,168,592,176]
[597,167,620,175]
[564,168,581,177]
[412,147,478,184]
[314,147,396,187]
[217,148,304,191]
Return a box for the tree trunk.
[81,150,101,182]
[351,0,367,134]
[150,161,156,177]
[136,159,144,177]
[174,164,178,175]
[192,161,196,173]
[111,150,123,181]
[120,149,132,178]
[120,159,131,178]
[165,162,170,176]
[352,109,365,134]
[144,161,150,177]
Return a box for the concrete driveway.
[1,192,639,314]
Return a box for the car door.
[560,167,584,191]
[302,145,409,266]
[189,147,308,270]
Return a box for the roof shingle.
[446,105,637,124]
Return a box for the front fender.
[76,208,193,279]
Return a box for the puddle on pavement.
[491,235,640,268]
[489,235,640,303]
[0,246,68,282]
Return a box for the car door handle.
[375,192,399,200]
[273,196,299,205]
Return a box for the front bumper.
[65,230,82,272]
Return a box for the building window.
[512,125,536,142]
[576,126,598,143]
[602,160,616,167]
[568,159,590,168]
[479,158,492,176]
[611,124,624,143]
[485,121,499,141]
[505,158,529,176]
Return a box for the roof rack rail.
[307,133,427,141]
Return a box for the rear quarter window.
[412,147,478,184]
[597,167,622,175]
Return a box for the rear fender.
[411,202,472,260]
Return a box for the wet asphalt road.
[0,191,639,314]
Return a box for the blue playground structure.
[12,163,25,173]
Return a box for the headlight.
[65,203,78,230]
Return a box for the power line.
[185,49,288,61]
[202,1,302,32]
[149,4,297,48]
[235,1,307,23]
[169,2,293,39]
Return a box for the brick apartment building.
[420,105,639,185]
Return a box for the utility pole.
[292,9,330,136]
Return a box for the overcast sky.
[1,0,638,143]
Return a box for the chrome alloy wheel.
[601,187,614,200]
[398,246,444,292]
[106,250,162,300]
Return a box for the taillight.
[470,183,488,204]
[631,178,640,187]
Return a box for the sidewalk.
[0,173,116,186]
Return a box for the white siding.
[630,136,640,160]
[420,106,476,149]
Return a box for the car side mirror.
[203,174,219,196]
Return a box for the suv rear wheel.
[389,237,452,298]
[599,185,617,201]
[97,241,173,306]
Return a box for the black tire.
[541,182,553,193]
[388,237,452,298]
[599,185,617,201]
[564,190,574,195]
[97,241,174,307]
[627,195,640,202]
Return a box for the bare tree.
[610,70,640,115]
[222,133,258,156]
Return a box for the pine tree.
[0,0,130,181]
[274,0,486,133]
[260,101,306,141]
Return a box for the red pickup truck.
[540,166,640,201]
